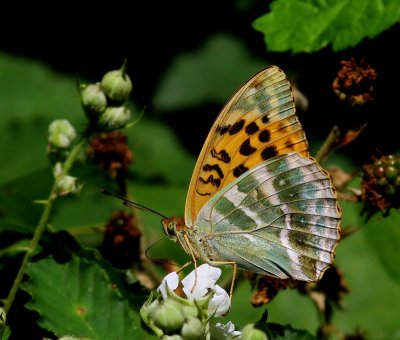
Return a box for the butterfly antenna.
[144,236,180,269]
[101,189,168,219]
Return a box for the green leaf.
[23,255,146,339]
[363,209,400,285]
[127,119,195,185]
[0,326,11,340]
[253,0,400,53]
[0,53,84,186]
[152,33,266,110]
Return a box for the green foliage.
[363,209,400,285]
[22,255,145,339]
[253,0,400,53]
[128,119,194,185]
[152,34,266,111]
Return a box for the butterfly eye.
[167,221,176,236]
[161,218,176,238]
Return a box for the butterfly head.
[161,217,186,241]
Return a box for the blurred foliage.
[1,2,400,338]
[253,0,400,53]
[152,34,266,111]
[362,209,400,285]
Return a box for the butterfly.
[161,66,341,286]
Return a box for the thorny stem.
[315,125,341,164]
[1,138,87,318]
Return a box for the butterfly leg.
[208,260,237,301]
[176,260,193,274]
[182,233,198,293]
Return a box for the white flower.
[157,272,179,299]
[215,321,242,338]
[181,264,221,300]
[157,264,231,318]
[208,284,230,317]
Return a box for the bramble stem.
[2,138,86,316]
[315,125,341,164]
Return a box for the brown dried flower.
[246,272,297,306]
[332,58,377,106]
[88,131,133,180]
[101,210,142,268]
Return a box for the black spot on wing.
[202,164,224,179]
[245,122,259,135]
[217,124,231,135]
[261,114,270,124]
[261,145,278,160]
[228,119,245,135]
[239,138,257,156]
[199,175,221,188]
[211,149,231,163]
[233,164,249,178]
[258,130,271,143]
[285,139,295,150]
[196,189,211,196]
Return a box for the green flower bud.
[241,323,268,340]
[101,68,132,103]
[48,119,77,148]
[55,175,81,196]
[0,307,6,325]
[161,335,183,340]
[98,106,131,130]
[140,296,164,338]
[152,299,185,333]
[80,83,107,120]
[385,166,398,181]
[181,316,205,340]
[183,304,199,318]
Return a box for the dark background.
[2,2,399,161]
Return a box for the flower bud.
[151,299,185,333]
[181,316,205,340]
[161,335,183,340]
[80,83,107,120]
[241,323,268,340]
[55,175,81,196]
[48,119,77,148]
[101,68,132,103]
[98,106,131,130]
[0,307,6,325]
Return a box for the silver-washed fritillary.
[162,66,341,283]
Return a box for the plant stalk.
[315,125,341,164]
[2,138,86,316]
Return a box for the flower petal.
[182,264,221,300]
[157,271,179,299]
[215,321,241,338]
[209,285,230,317]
